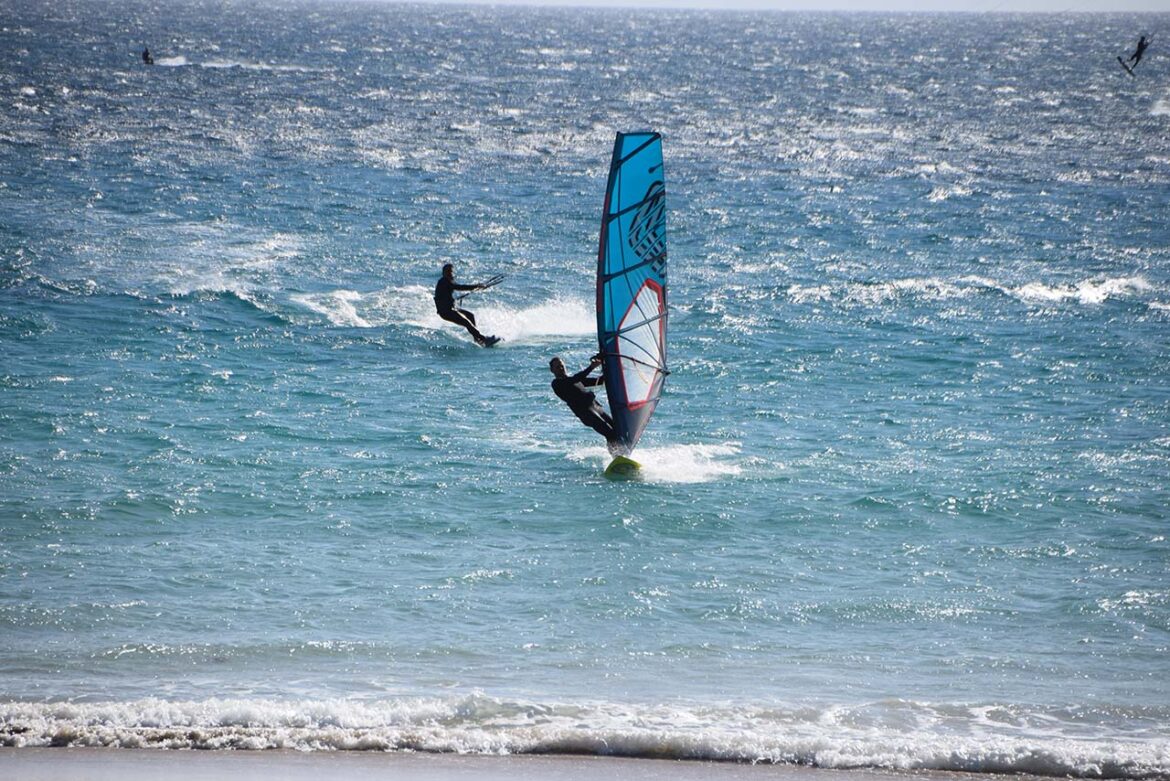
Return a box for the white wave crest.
[201,60,320,73]
[163,230,301,299]
[1008,276,1153,305]
[927,183,973,201]
[1,697,1166,778]
[789,277,968,307]
[290,290,370,327]
[787,275,1155,309]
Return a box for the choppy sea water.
[2,0,1169,776]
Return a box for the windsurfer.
[549,355,620,452]
[434,263,498,347]
[142,46,153,65]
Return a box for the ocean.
[2,0,1168,776]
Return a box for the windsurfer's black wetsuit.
[552,367,617,445]
[434,276,487,344]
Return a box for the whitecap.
[201,60,320,73]
[1010,276,1152,306]
[926,183,972,201]
[291,290,371,328]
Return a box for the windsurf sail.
[597,131,668,455]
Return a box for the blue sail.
[596,132,668,455]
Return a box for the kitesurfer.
[549,355,620,452]
[142,46,154,65]
[434,263,499,347]
[1127,35,1150,67]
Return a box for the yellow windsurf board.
[604,454,642,479]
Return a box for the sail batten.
[596,131,668,455]
[607,195,665,221]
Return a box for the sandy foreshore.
[0,748,1003,781]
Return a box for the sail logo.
[629,180,666,277]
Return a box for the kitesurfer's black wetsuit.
[434,276,487,344]
[1129,36,1150,66]
[552,367,617,445]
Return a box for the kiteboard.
[604,454,642,479]
[1117,56,1136,76]
[595,131,669,478]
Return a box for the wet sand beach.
[0,749,1013,781]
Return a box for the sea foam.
[787,275,1155,309]
[292,286,594,342]
[2,697,1166,778]
[569,443,742,483]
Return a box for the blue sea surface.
[2,0,1169,774]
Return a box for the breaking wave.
[787,275,1155,309]
[2,696,1167,778]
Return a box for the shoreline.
[0,747,1032,781]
